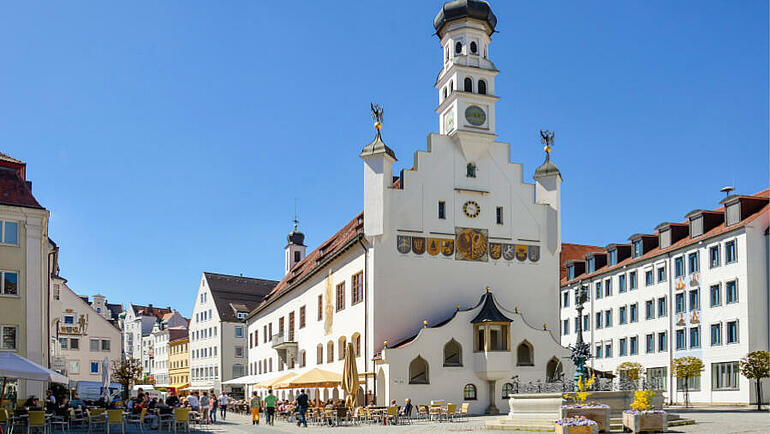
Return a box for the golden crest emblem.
[427,238,442,256]
[412,237,426,255]
[455,227,488,262]
[515,245,528,261]
[489,243,502,260]
[441,239,454,256]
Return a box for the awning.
[280,368,343,389]
[169,383,189,390]
[222,375,260,385]
[181,386,216,391]
[254,372,300,389]
[0,352,69,384]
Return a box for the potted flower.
[560,376,610,432]
[554,416,599,434]
[622,390,667,433]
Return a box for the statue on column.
[568,285,591,388]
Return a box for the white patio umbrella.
[0,352,68,406]
[100,357,111,400]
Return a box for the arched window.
[317,344,323,365]
[517,340,534,366]
[470,41,478,54]
[478,80,487,95]
[455,41,462,54]
[546,357,562,382]
[352,333,361,357]
[502,382,514,398]
[299,350,306,368]
[449,80,454,92]
[443,87,447,99]
[463,384,477,400]
[408,356,429,384]
[443,339,462,367]
[327,341,334,363]
[464,77,473,92]
[338,336,347,360]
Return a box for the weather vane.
[539,129,555,155]
[371,103,384,135]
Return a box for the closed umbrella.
[100,357,111,400]
[0,352,69,407]
[341,342,359,409]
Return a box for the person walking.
[200,391,210,424]
[209,391,218,423]
[219,392,229,420]
[295,389,309,428]
[249,392,261,425]
[264,389,277,426]
[187,392,199,412]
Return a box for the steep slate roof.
[560,243,605,281]
[204,272,278,322]
[168,327,188,342]
[562,189,770,286]
[470,291,513,323]
[249,212,365,317]
[131,304,171,319]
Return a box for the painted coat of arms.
[427,238,442,256]
[528,245,540,262]
[455,227,488,262]
[502,244,515,260]
[397,235,411,254]
[412,237,426,255]
[489,243,502,260]
[515,245,528,261]
[441,239,454,256]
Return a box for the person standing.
[187,392,199,412]
[264,389,277,426]
[218,392,229,420]
[200,391,210,424]
[249,392,261,425]
[295,389,309,428]
[209,392,218,423]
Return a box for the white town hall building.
[244,0,574,415]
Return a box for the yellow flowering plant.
[630,390,654,411]
[563,375,595,406]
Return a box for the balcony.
[473,351,513,381]
[271,332,298,364]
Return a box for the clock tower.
[434,0,499,161]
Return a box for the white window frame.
[0,271,19,297]
[0,220,19,245]
[0,325,18,350]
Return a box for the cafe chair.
[86,409,106,433]
[444,403,457,422]
[68,408,87,428]
[106,409,125,434]
[459,402,470,421]
[386,406,399,425]
[26,410,47,434]
[125,408,147,432]
[173,408,190,433]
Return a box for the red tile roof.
[562,189,770,286]
[249,212,365,317]
[131,304,172,319]
[0,153,42,209]
[560,243,605,281]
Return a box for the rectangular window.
[710,285,721,307]
[645,334,654,353]
[648,367,668,391]
[595,344,602,359]
[574,318,579,334]
[645,300,654,320]
[710,323,721,346]
[604,343,612,358]
[688,252,699,274]
[709,245,720,268]
[689,327,700,348]
[619,338,627,356]
[438,201,446,219]
[725,240,736,263]
[101,339,110,351]
[595,312,603,329]
[318,295,323,321]
[496,206,503,224]
[605,279,612,296]
[629,272,637,290]
[235,326,244,338]
[587,257,595,273]
[658,297,667,317]
[64,315,74,324]
[352,271,364,305]
[288,311,295,341]
[632,240,642,258]
[658,331,667,352]
[726,321,738,343]
[562,319,569,335]
[90,339,99,352]
[645,270,653,286]
[1,325,17,350]
[675,293,685,314]
[562,292,570,308]
[567,266,575,281]
[1,221,18,244]
[59,337,68,350]
[675,257,684,278]
[235,346,244,358]
[0,272,18,296]
[90,362,99,374]
[619,274,626,293]
[677,376,700,392]
[336,282,345,312]
[689,289,700,311]
[657,266,666,283]
[609,250,617,265]
[583,314,590,331]
[676,329,686,350]
[726,280,738,304]
[299,305,306,328]
[712,362,739,390]
[70,338,79,350]
[595,282,602,299]
[630,336,638,355]
[619,306,627,324]
[605,309,613,327]
[630,303,638,323]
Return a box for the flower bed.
[559,404,610,432]
[622,410,667,433]
[554,416,599,434]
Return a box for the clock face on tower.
[464,105,486,126]
[463,200,480,218]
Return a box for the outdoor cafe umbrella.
[0,352,68,407]
[341,342,359,409]
[100,357,111,400]
[281,368,342,389]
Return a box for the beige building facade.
[168,334,190,389]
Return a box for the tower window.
[470,41,478,54]
[455,41,462,54]
[496,207,503,224]
[438,201,446,219]
[443,87,447,99]
[466,162,476,178]
[464,77,472,92]
[449,80,454,92]
[294,251,301,263]
[478,80,487,95]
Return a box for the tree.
[616,361,645,389]
[739,351,770,411]
[672,356,704,408]
[112,358,143,401]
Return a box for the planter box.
[622,412,667,433]
[554,423,599,434]
[559,407,610,432]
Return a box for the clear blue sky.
[1,1,767,317]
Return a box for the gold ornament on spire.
[540,129,555,154]
[371,103,384,133]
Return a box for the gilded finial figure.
[539,129,555,154]
[370,103,384,133]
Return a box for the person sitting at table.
[24,396,40,409]
[165,391,179,408]
[399,399,412,417]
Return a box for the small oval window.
[470,41,478,54]
[455,41,462,54]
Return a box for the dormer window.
[632,240,643,258]
[567,265,575,281]
[587,257,595,273]
[455,41,462,54]
[470,41,478,54]
[609,249,617,265]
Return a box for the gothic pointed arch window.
[443,339,462,367]
[408,356,429,384]
[463,384,477,400]
[478,80,487,95]
[546,357,563,382]
[516,340,534,366]
[464,77,473,92]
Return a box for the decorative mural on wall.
[455,227,488,262]
[324,273,333,336]
[396,228,540,264]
